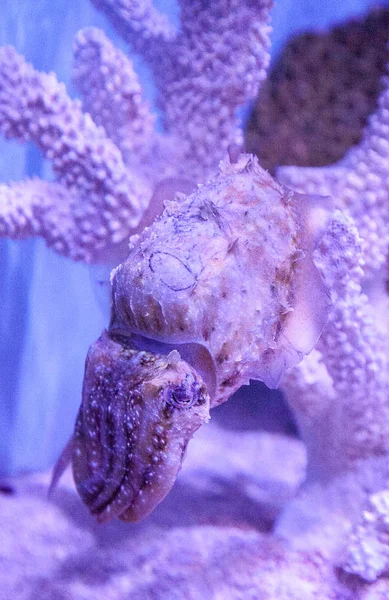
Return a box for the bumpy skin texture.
[61,154,333,522]
[112,154,332,401]
[60,331,210,523]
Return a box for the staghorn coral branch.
[90,0,273,180]
[281,348,334,425]
[0,178,136,261]
[278,75,389,276]
[0,46,151,262]
[0,179,56,240]
[278,211,389,572]
[158,0,273,177]
[283,211,389,474]
[177,0,272,106]
[314,212,389,464]
[0,179,96,260]
[89,0,176,65]
[73,27,155,161]
[275,57,389,578]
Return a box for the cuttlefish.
[52,153,332,523]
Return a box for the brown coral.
[246,7,389,172]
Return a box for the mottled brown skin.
[52,154,331,523]
[67,331,210,522]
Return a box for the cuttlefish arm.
[51,330,210,522]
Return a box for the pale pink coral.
[0,46,149,261]
[73,27,155,161]
[276,94,389,577]
[91,0,273,175]
[0,0,272,262]
[344,489,389,582]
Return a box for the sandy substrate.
[1,401,389,599]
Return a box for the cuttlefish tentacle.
[65,330,210,522]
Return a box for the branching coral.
[277,211,389,569]
[3,0,389,592]
[276,65,389,581]
[91,0,272,173]
[73,27,156,162]
[0,0,272,262]
[0,44,149,262]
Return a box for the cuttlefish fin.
[256,193,333,389]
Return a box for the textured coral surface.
[0,0,271,262]
[246,7,389,171]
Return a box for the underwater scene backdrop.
[0,0,382,476]
[2,1,389,598]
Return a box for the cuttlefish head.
[53,330,210,522]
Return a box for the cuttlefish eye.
[57,331,210,523]
[164,376,206,409]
